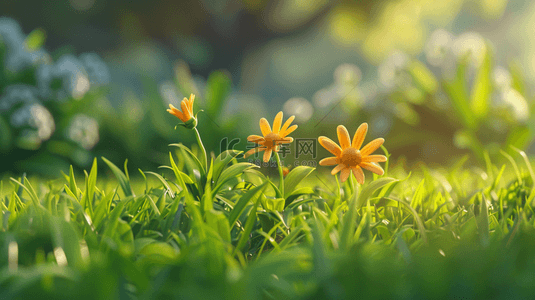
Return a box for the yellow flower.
[318,123,387,184]
[245,111,297,162]
[167,94,195,124]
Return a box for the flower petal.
[362,155,387,163]
[352,167,365,184]
[361,138,384,156]
[243,146,266,158]
[352,123,368,150]
[263,148,273,162]
[247,135,265,143]
[318,136,342,157]
[337,125,351,150]
[361,162,384,175]
[278,137,293,144]
[181,99,192,120]
[331,163,346,175]
[280,115,295,135]
[188,94,195,108]
[167,106,185,121]
[260,118,272,136]
[281,124,298,137]
[340,168,351,182]
[273,111,283,134]
[319,157,338,166]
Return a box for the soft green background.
[0,0,534,175]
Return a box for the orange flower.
[167,94,195,124]
[318,123,387,183]
[244,111,297,162]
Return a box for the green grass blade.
[145,171,176,199]
[478,194,490,246]
[102,157,133,197]
[384,196,428,244]
[339,188,359,250]
[357,177,399,209]
[234,195,261,255]
[68,165,80,199]
[81,158,97,215]
[169,143,206,176]
[229,182,268,228]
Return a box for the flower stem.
[274,151,284,197]
[194,127,208,172]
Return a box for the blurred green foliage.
[304,33,534,166]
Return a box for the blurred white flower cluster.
[0,17,109,151]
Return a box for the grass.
[1,141,535,300]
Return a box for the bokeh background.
[1,0,534,176]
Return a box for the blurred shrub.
[308,29,534,165]
[0,18,110,175]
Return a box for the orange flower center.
[263,132,282,148]
[340,147,362,167]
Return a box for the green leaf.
[169,143,206,176]
[49,216,83,268]
[261,197,284,212]
[510,145,535,185]
[339,189,359,250]
[285,197,320,210]
[81,158,97,214]
[478,194,490,246]
[409,179,426,209]
[283,166,315,198]
[145,195,161,217]
[68,165,80,199]
[9,177,40,208]
[145,171,175,199]
[168,153,194,184]
[234,196,260,255]
[102,157,133,197]
[117,218,134,246]
[202,164,214,214]
[491,164,506,190]
[213,162,258,193]
[101,201,126,250]
[384,196,428,244]
[25,28,46,51]
[285,187,315,208]
[229,182,268,228]
[357,177,399,209]
[92,188,117,231]
[212,150,243,184]
[206,209,231,243]
[470,43,492,119]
